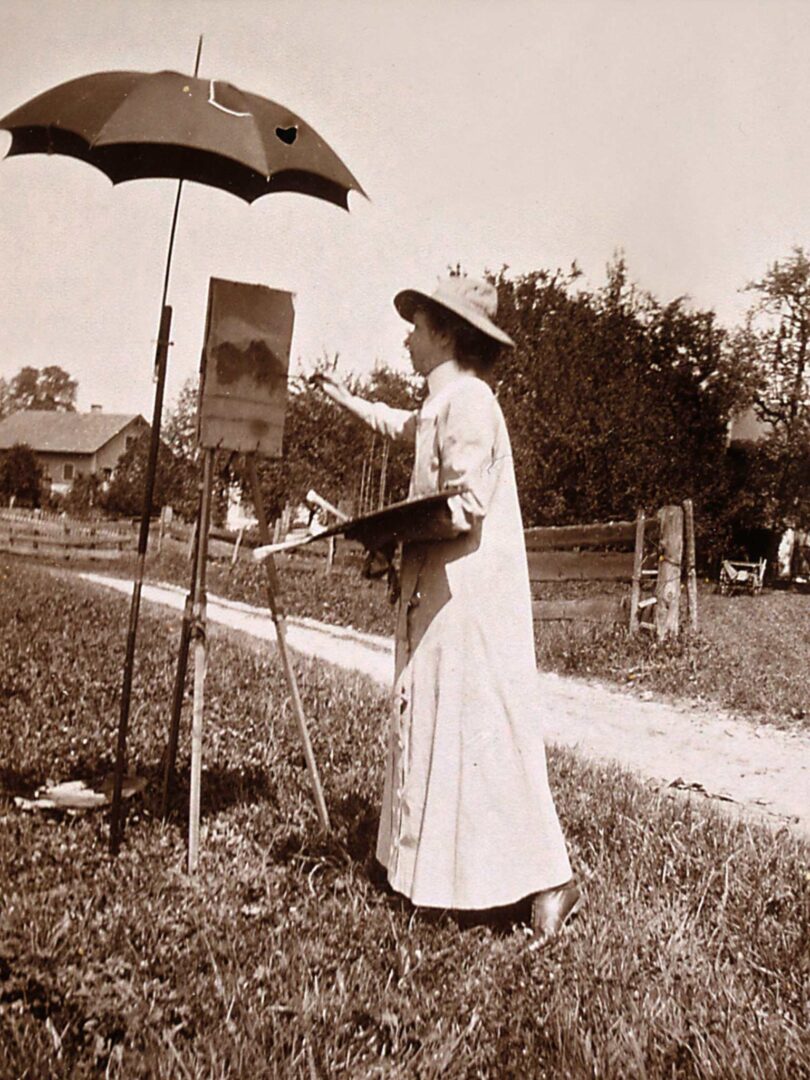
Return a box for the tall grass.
[0,556,807,1077]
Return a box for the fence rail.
[529,506,695,638]
[0,509,137,535]
[0,503,697,635]
[0,509,137,560]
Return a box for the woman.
[316,276,580,941]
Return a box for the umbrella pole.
[246,454,330,831]
[110,40,207,850]
[109,301,174,854]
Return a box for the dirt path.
[81,573,809,839]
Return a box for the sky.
[1,0,810,420]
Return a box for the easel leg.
[188,448,214,872]
[246,455,330,832]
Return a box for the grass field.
[533,583,810,730]
[1,555,808,1077]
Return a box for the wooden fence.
[528,501,698,638]
[0,509,137,561]
[0,500,699,636]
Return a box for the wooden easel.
[159,277,329,872]
[160,449,330,872]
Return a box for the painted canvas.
[198,277,294,456]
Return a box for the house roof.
[0,410,147,454]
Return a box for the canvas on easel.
[198,277,294,456]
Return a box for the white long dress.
[356,370,572,910]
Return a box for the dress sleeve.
[350,397,417,444]
[438,381,501,533]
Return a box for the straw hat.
[394,276,515,347]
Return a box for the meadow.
[0,555,808,1078]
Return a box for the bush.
[0,443,42,506]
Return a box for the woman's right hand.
[310,372,354,410]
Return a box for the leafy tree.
[103,398,233,525]
[491,260,739,532]
[163,378,200,463]
[0,443,43,506]
[8,365,77,412]
[739,247,810,432]
[0,377,11,420]
[161,378,204,522]
[245,360,420,524]
[727,247,810,533]
[64,472,103,518]
[102,430,188,519]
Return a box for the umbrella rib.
[208,80,251,118]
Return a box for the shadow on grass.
[148,760,278,822]
[3,754,534,938]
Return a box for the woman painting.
[315,276,580,942]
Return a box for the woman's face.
[405,310,452,376]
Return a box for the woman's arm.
[311,373,416,444]
[438,380,501,533]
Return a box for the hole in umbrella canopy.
[275,126,298,145]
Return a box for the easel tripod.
[160,448,330,872]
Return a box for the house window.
[125,435,135,450]
[63,463,74,481]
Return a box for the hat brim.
[394,288,515,348]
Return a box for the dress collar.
[426,359,465,401]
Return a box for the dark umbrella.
[0,50,364,853]
[0,68,364,207]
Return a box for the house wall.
[39,452,94,494]
[37,417,148,494]
[94,418,148,474]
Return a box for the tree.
[0,377,11,420]
[103,391,233,524]
[727,247,810,534]
[0,443,43,506]
[7,365,78,412]
[64,472,103,518]
[161,378,204,521]
[482,259,753,567]
[102,430,184,519]
[244,360,420,523]
[491,261,739,529]
[739,247,810,432]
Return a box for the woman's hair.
[418,302,504,376]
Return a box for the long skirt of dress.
[375,384,572,910]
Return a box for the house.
[0,407,149,495]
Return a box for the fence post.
[629,510,645,634]
[187,518,197,562]
[683,499,698,633]
[231,527,244,567]
[655,505,684,640]
[326,535,336,575]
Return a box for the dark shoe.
[531,880,583,945]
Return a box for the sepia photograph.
[0,1,807,1076]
